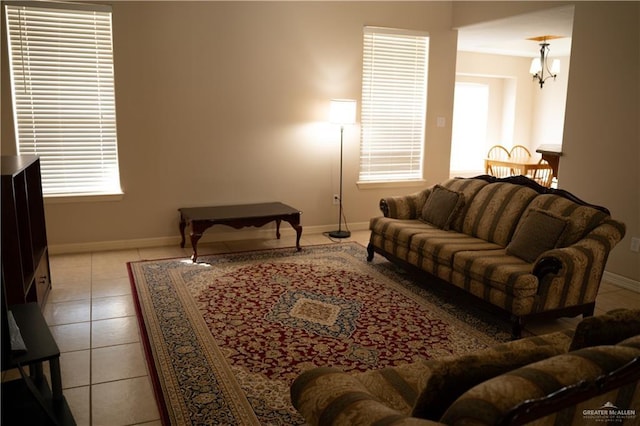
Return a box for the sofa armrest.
[532,218,626,310]
[380,188,432,219]
[440,344,640,426]
[291,367,441,426]
[501,355,640,425]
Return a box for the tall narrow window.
[359,27,429,183]
[450,82,489,175]
[5,2,121,197]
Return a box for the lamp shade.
[529,58,542,74]
[329,99,357,125]
[529,57,560,76]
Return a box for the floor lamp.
[328,99,357,239]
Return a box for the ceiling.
[456,5,574,58]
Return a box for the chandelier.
[528,36,562,89]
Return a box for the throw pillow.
[569,309,640,351]
[506,209,568,263]
[411,346,558,421]
[421,185,464,230]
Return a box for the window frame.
[5,1,122,200]
[357,26,429,186]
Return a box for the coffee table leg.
[179,214,187,248]
[282,216,302,251]
[190,232,201,262]
[189,221,207,262]
[294,224,302,251]
[275,219,282,239]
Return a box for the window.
[5,2,121,197]
[449,82,489,175]
[358,27,429,183]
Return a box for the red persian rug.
[128,242,510,425]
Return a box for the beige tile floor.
[3,229,639,425]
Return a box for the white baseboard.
[48,222,371,255]
[603,271,640,293]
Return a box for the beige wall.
[1,1,638,283]
[558,2,639,283]
[1,1,457,247]
[529,55,570,148]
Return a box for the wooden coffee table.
[179,202,302,261]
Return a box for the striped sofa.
[366,175,625,338]
[291,309,640,426]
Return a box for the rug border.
[127,262,171,426]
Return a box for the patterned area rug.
[128,242,511,425]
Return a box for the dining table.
[484,158,553,179]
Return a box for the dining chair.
[532,159,554,187]
[486,145,511,178]
[508,145,532,176]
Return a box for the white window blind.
[5,2,121,196]
[359,27,429,182]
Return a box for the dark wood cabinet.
[1,156,51,308]
[1,157,74,424]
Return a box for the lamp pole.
[328,99,356,239]
[330,125,350,238]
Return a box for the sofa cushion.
[506,209,568,262]
[420,185,464,229]
[522,194,610,247]
[369,217,436,246]
[569,309,640,351]
[462,183,539,247]
[451,249,538,297]
[438,178,489,232]
[410,231,502,266]
[411,345,559,420]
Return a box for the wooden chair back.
[486,145,511,178]
[533,159,554,187]
[508,145,532,176]
[509,145,531,161]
